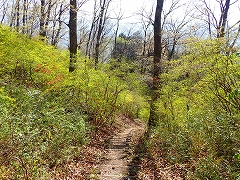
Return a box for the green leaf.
[229,90,239,99]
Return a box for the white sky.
[80,0,155,23]
[80,0,240,23]
[79,0,240,35]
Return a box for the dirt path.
[52,115,185,179]
[96,116,146,180]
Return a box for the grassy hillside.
[0,25,149,179]
[144,39,240,179]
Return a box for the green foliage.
[0,85,89,179]
[0,25,68,86]
[112,32,142,61]
[49,59,149,125]
[0,25,149,178]
[147,38,240,178]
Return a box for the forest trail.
[96,115,146,180]
[53,115,185,180]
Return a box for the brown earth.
[96,115,146,180]
[52,115,185,179]
[51,115,146,180]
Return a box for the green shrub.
[0,85,89,179]
[0,25,149,179]
[147,38,240,178]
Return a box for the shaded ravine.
[97,117,146,180]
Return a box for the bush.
[0,25,149,179]
[147,38,240,178]
[0,85,89,179]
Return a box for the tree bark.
[94,0,107,68]
[85,0,97,58]
[51,3,64,46]
[0,1,8,23]
[22,0,28,34]
[149,0,164,127]
[40,0,46,37]
[217,0,230,38]
[16,0,20,32]
[113,18,120,59]
[69,0,77,72]
[44,0,52,37]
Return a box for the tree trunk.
[168,37,176,60]
[85,0,97,58]
[149,0,164,127]
[94,0,107,68]
[113,18,120,59]
[142,29,147,56]
[22,0,28,34]
[1,1,8,23]
[44,0,52,37]
[69,0,77,72]
[217,0,230,38]
[40,0,46,37]
[16,0,20,32]
[51,3,64,46]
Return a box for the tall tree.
[40,0,46,37]
[137,5,154,56]
[85,0,98,58]
[149,0,164,127]
[16,0,20,32]
[217,0,230,38]
[112,7,124,59]
[69,0,77,72]
[50,2,66,46]
[22,0,28,33]
[94,0,112,68]
[0,0,9,23]
[196,0,236,38]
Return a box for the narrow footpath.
[97,116,146,180]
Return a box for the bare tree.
[112,8,124,59]
[68,0,89,70]
[216,0,231,37]
[22,0,28,33]
[77,18,89,51]
[195,0,238,38]
[137,6,154,56]
[163,4,193,60]
[69,0,77,72]
[0,0,9,24]
[84,0,113,64]
[149,0,164,127]
[9,0,21,30]
[85,0,98,58]
[40,0,46,37]
[94,0,112,68]
[50,1,68,46]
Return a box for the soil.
[52,115,185,179]
[96,115,146,180]
[51,114,146,180]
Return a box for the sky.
[80,0,155,26]
[80,0,240,25]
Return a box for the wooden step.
[97,174,137,180]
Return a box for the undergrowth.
[0,25,149,179]
[146,38,240,179]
